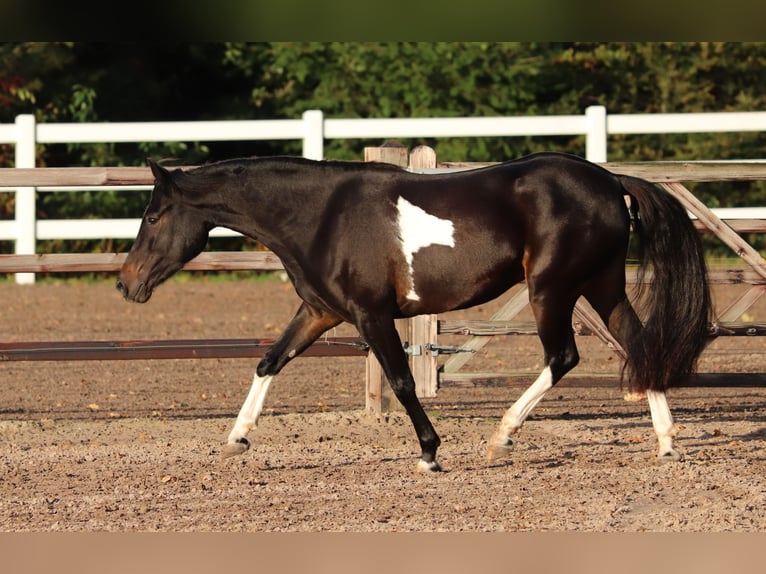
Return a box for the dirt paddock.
[1,277,765,531]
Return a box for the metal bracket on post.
[403,343,422,356]
[403,343,475,357]
[425,344,476,356]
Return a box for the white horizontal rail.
[324,115,589,139]
[0,186,153,192]
[1,220,239,241]
[37,219,142,240]
[706,207,766,219]
[0,124,15,142]
[33,119,305,144]
[5,109,766,146]
[608,111,766,135]
[0,220,15,239]
[3,209,762,243]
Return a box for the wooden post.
[363,144,442,413]
[364,142,409,414]
[363,140,408,167]
[407,146,439,399]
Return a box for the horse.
[116,152,712,472]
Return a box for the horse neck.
[202,161,334,252]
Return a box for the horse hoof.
[486,440,514,461]
[657,450,683,463]
[221,437,251,459]
[416,459,443,473]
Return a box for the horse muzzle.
[116,276,152,303]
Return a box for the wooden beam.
[662,182,766,283]
[0,251,284,273]
[438,371,766,388]
[0,337,368,362]
[441,286,530,374]
[435,160,766,183]
[3,160,766,188]
[438,318,766,338]
[603,161,766,183]
[0,166,195,187]
[694,219,766,234]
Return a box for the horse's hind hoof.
[416,459,443,473]
[657,449,683,463]
[221,437,251,459]
[486,440,514,461]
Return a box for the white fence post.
[585,105,608,163]
[14,114,37,284]
[302,109,324,160]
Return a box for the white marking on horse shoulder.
[396,196,455,301]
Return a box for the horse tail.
[617,175,712,392]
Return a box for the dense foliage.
[2,42,765,255]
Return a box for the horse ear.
[147,158,171,183]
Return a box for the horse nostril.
[116,278,128,297]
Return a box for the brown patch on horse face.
[116,260,151,303]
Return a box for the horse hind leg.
[222,303,342,459]
[647,389,682,462]
[609,300,682,461]
[487,290,580,461]
[584,270,683,462]
[486,365,557,460]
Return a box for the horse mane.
[169,156,403,196]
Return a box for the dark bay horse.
[117,153,712,472]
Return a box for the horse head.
[116,159,212,303]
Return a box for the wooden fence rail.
[0,337,369,362]
[0,251,284,274]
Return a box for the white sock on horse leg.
[489,366,553,453]
[646,389,681,460]
[226,374,274,446]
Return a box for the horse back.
[317,154,631,317]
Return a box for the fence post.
[407,145,439,399]
[363,142,409,415]
[302,109,324,160]
[14,114,37,285]
[585,105,607,163]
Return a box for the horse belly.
[398,242,523,316]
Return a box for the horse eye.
[146,216,159,225]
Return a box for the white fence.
[2,105,766,284]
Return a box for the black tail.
[618,175,712,392]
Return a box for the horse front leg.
[222,373,275,458]
[355,311,442,472]
[222,303,342,459]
